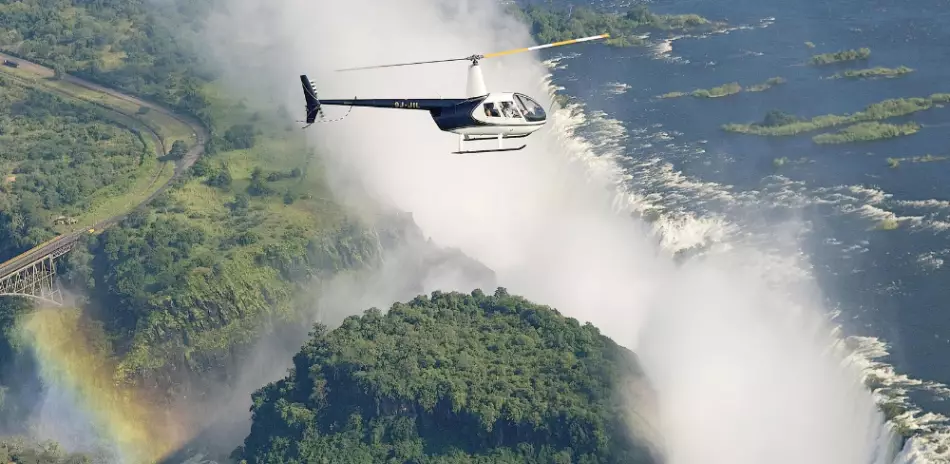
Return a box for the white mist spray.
[198,0,900,462]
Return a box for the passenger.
[501,102,515,118]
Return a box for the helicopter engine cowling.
[466,63,488,98]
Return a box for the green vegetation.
[723,94,950,136]
[0,438,91,463]
[0,0,214,124]
[886,154,949,168]
[0,68,183,261]
[235,289,655,464]
[658,91,687,99]
[658,77,785,99]
[812,121,921,144]
[511,4,724,48]
[691,82,742,98]
[830,66,914,80]
[0,0,389,440]
[746,77,787,92]
[810,47,871,65]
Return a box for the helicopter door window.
[483,102,501,118]
[500,101,523,119]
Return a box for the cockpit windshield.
[514,94,546,122]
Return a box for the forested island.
[658,77,785,99]
[830,66,914,80]
[234,289,657,464]
[511,4,726,47]
[723,94,950,143]
[810,47,871,65]
[812,121,921,144]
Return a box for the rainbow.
[17,307,188,464]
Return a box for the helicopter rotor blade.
[336,56,474,72]
[481,33,610,59]
[333,33,609,72]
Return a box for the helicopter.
[299,33,609,154]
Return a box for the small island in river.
[810,47,871,65]
[512,4,727,48]
[658,77,785,99]
[723,94,950,137]
[830,66,914,80]
[812,121,921,144]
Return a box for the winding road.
[0,52,210,283]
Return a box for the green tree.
[207,166,232,189]
[168,140,188,160]
[247,167,273,197]
[236,289,657,464]
[762,110,800,127]
[52,63,65,80]
[224,124,256,150]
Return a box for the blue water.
[528,0,950,455]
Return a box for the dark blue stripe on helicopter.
[320,96,494,132]
[317,96,545,132]
[319,98,469,111]
[431,98,489,131]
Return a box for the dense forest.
[0,0,215,124]
[510,4,724,47]
[0,77,148,260]
[0,0,383,441]
[235,289,657,464]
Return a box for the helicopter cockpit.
[514,93,546,122]
[480,93,547,124]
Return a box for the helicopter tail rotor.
[299,75,323,127]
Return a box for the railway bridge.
[0,51,208,307]
[0,232,84,306]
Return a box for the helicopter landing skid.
[455,133,528,154]
[452,144,526,155]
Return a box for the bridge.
[0,233,83,305]
[0,51,209,307]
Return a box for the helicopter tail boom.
[318,98,465,112]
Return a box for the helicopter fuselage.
[298,33,608,154]
[316,91,547,139]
